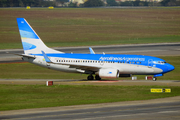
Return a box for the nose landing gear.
[153,77,157,81]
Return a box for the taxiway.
[0,96,180,120]
[0,43,180,63]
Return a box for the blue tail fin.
[17,18,63,55]
[17,18,39,39]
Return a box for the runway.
[0,43,180,63]
[0,96,180,120]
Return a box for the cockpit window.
[153,61,166,64]
[158,61,166,64]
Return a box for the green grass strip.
[0,8,180,49]
[0,84,179,111]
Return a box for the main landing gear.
[87,75,101,80]
[87,75,94,80]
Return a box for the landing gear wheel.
[87,75,94,80]
[153,77,157,81]
[95,75,101,80]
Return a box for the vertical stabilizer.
[17,18,63,55]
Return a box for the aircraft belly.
[49,64,80,73]
[118,64,162,75]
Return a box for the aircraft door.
[148,59,153,68]
[46,62,50,66]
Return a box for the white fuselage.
[23,56,163,75]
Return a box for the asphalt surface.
[0,96,180,120]
[0,79,180,86]
[0,43,180,63]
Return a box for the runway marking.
[158,110,179,113]
[70,81,87,83]
[75,112,180,120]
[91,80,121,83]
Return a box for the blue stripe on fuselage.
[32,53,164,63]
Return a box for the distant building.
[44,0,55,1]
[115,0,121,2]
[70,0,86,6]
[70,0,86,4]
[70,0,107,6]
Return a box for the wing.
[69,64,100,72]
[41,51,101,73]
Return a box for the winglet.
[89,47,95,54]
[41,51,51,63]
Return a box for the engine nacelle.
[97,69,119,78]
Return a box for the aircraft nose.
[166,64,175,72]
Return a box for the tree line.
[0,0,180,7]
[0,0,60,7]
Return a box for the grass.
[0,56,179,80]
[0,84,180,111]
[0,62,87,79]
[0,8,180,49]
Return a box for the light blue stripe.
[22,42,36,50]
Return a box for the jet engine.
[97,69,119,78]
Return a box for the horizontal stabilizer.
[15,54,36,58]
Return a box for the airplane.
[16,18,175,81]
